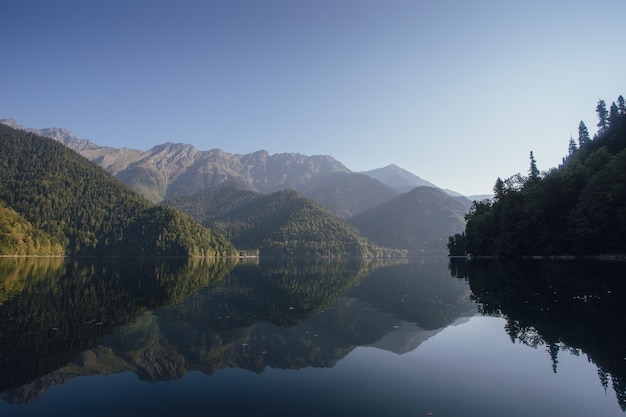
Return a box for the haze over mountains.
[1,118,476,255]
[0,119,484,202]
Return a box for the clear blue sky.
[2,0,625,196]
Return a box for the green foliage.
[0,256,237,390]
[447,233,466,256]
[461,95,626,256]
[163,186,405,257]
[0,125,238,256]
[0,202,64,256]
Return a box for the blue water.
[0,257,623,416]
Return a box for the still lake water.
[0,256,624,416]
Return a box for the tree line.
[449,95,626,256]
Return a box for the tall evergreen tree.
[609,101,619,127]
[528,151,540,182]
[618,95,626,116]
[578,121,590,147]
[596,99,608,134]
[568,136,578,156]
[493,177,505,201]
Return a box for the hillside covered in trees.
[163,185,406,257]
[350,186,468,255]
[0,202,64,256]
[0,125,237,257]
[451,95,626,257]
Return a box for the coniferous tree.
[528,151,540,182]
[578,121,590,147]
[596,99,608,135]
[609,102,619,127]
[493,177,505,201]
[618,95,626,116]
[568,136,578,156]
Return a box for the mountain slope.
[163,186,406,257]
[349,186,468,255]
[363,164,438,193]
[83,140,351,202]
[298,172,400,218]
[0,202,64,256]
[0,124,237,257]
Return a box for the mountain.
[163,186,406,257]
[0,118,100,151]
[0,124,237,257]
[363,164,437,192]
[81,139,352,203]
[86,143,351,203]
[0,119,354,203]
[349,186,469,255]
[298,172,400,218]
[1,119,472,253]
[0,119,457,202]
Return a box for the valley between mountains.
[1,119,481,256]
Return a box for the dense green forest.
[0,201,64,256]
[163,185,406,257]
[0,125,238,257]
[449,95,626,256]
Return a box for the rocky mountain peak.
[363,164,439,193]
[0,119,100,151]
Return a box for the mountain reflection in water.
[0,256,624,416]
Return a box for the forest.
[449,95,626,257]
[0,125,238,257]
[163,186,406,257]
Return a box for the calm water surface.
[0,256,624,416]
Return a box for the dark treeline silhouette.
[450,95,626,256]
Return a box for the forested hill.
[349,186,468,255]
[455,95,626,257]
[163,185,406,257]
[0,124,238,257]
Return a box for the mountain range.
[1,118,475,255]
[0,118,483,202]
[0,124,238,257]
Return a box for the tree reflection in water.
[454,258,626,411]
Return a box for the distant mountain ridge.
[0,119,470,206]
[349,186,469,255]
[0,118,100,151]
[1,119,474,253]
[363,164,439,193]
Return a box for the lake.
[0,256,624,416]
